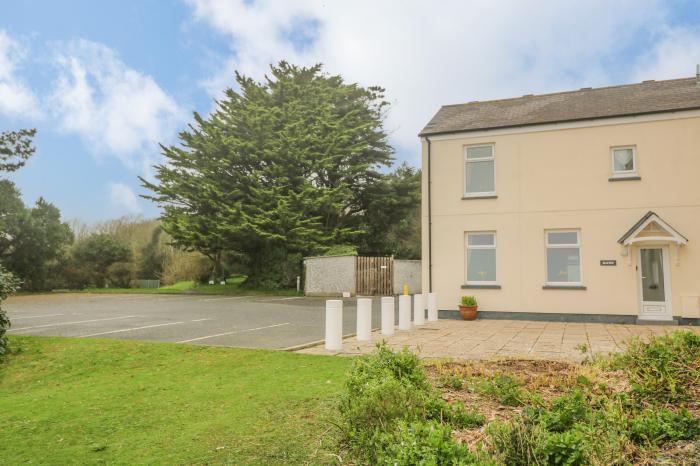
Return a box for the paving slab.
[297,318,700,362]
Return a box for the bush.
[460,296,477,307]
[539,389,589,432]
[106,261,135,288]
[480,374,527,406]
[607,331,700,402]
[377,420,477,465]
[339,343,478,464]
[630,407,700,446]
[543,429,589,466]
[0,265,20,358]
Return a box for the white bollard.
[398,295,412,330]
[428,292,438,321]
[381,296,395,336]
[325,299,343,351]
[356,298,372,341]
[413,293,425,326]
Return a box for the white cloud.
[108,182,142,214]
[50,40,186,174]
[186,0,700,163]
[632,27,700,81]
[0,30,40,119]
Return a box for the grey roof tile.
[420,77,700,136]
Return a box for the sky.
[1,0,699,222]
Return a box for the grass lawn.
[75,276,302,297]
[0,336,350,465]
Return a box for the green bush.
[539,389,589,432]
[487,416,549,466]
[630,407,700,446]
[480,374,527,406]
[542,430,589,466]
[0,265,20,358]
[377,420,476,465]
[339,343,478,464]
[607,331,700,402]
[460,296,477,307]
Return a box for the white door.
[638,246,672,320]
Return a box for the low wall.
[393,260,421,295]
[304,255,356,296]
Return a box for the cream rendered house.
[420,75,700,324]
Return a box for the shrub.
[439,372,464,390]
[0,265,20,358]
[539,389,589,432]
[487,416,549,465]
[630,407,700,446]
[480,374,527,406]
[106,261,135,288]
[460,296,477,307]
[607,331,700,402]
[377,420,476,466]
[339,343,478,464]
[543,430,589,466]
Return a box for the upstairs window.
[465,232,497,284]
[464,144,495,197]
[545,230,582,285]
[611,146,637,177]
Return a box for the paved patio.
[297,319,700,361]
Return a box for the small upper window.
[464,144,495,196]
[611,146,637,177]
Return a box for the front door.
[638,247,672,320]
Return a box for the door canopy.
[618,211,688,246]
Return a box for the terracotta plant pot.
[459,305,478,320]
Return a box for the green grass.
[77,276,302,297]
[0,336,351,465]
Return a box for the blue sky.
[1,0,699,222]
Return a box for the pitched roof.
[617,211,689,245]
[420,77,700,137]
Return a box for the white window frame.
[544,229,583,286]
[610,145,637,178]
[465,231,498,285]
[464,143,496,197]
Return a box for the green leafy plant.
[543,429,589,466]
[339,343,479,464]
[376,420,477,465]
[480,374,527,406]
[439,372,464,390]
[0,264,20,358]
[606,331,700,402]
[460,296,477,307]
[539,389,589,432]
[630,407,700,446]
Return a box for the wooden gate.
[355,256,393,296]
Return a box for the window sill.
[542,285,587,290]
[608,175,641,182]
[462,284,501,289]
[462,194,498,200]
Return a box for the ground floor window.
[465,232,497,284]
[545,230,582,285]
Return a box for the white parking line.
[10,313,64,320]
[177,322,291,343]
[200,296,252,302]
[266,296,304,301]
[190,318,211,322]
[9,315,138,332]
[78,321,186,338]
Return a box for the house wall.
[393,260,422,295]
[304,255,356,296]
[421,113,700,318]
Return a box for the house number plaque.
[600,260,617,266]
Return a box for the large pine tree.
[142,62,394,287]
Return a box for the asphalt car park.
[5,293,385,350]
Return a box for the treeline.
[1,189,214,291]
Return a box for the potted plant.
[459,296,478,320]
